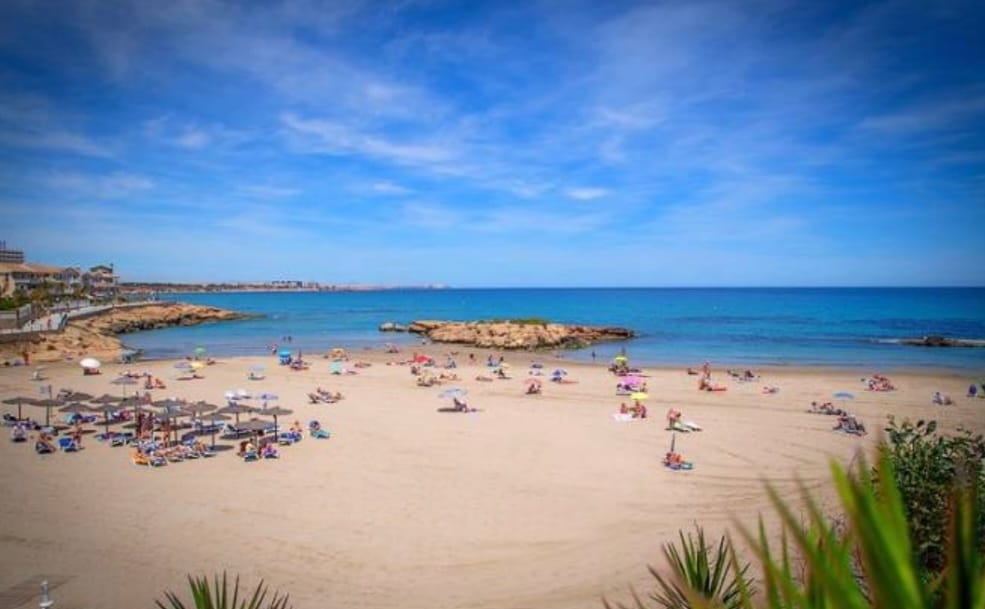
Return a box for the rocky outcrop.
[77,303,251,336]
[0,303,251,364]
[403,319,634,350]
[899,335,985,348]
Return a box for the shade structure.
[217,403,257,425]
[183,401,218,436]
[257,392,278,401]
[32,398,65,427]
[90,393,122,404]
[59,402,92,414]
[204,412,231,448]
[3,396,36,420]
[59,402,92,426]
[79,358,101,370]
[90,403,123,437]
[110,375,138,397]
[237,418,276,446]
[438,387,468,400]
[834,391,855,400]
[62,391,94,402]
[194,346,207,357]
[260,406,293,437]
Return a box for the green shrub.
[613,450,985,609]
[155,572,291,609]
[878,417,985,578]
[605,526,751,609]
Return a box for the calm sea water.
[121,288,985,372]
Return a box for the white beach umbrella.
[79,357,101,370]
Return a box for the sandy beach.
[0,349,981,609]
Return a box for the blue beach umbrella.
[438,387,468,400]
[833,391,855,400]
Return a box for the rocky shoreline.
[1,302,251,364]
[382,319,635,350]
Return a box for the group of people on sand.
[807,401,866,435]
[864,373,895,391]
[618,401,648,419]
[308,387,344,404]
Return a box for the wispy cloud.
[564,187,608,201]
[0,0,981,285]
[371,181,411,195]
[281,113,455,167]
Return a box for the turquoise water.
[121,288,985,372]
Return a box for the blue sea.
[121,288,985,372]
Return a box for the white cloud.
[175,129,211,149]
[565,187,608,201]
[46,171,154,198]
[371,181,411,195]
[239,184,301,198]
[281,113,455,166]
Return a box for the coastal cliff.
[392,319,634,350]
[1,303,250,364]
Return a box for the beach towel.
[611,413,635,422]
[664,462,694,471]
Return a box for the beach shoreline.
[1,350,982,609]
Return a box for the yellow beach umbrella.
[630,392,649,401]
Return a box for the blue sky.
[1,0,983,287]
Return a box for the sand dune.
[0,350,980,609]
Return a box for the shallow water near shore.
[122,288,985,372]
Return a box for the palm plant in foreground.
[612,452,984,609]
[155,572,291,609]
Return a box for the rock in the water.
[899,335,984,348]
[402,319,634,350]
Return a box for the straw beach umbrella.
[260,406,293,438]
[2,396,36,421]
[111,375,138,398]
[32,398,65,427]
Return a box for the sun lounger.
[58,437,80,452]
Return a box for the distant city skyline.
[1,1,983,287]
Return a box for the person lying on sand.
[932,391,953,405]
[663,451,693,469]
[698,377,726,391]
[833,414,867,435]
[452,397,474,412]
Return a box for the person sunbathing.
[11,423,27,442]
[664,451,684,466]
[309,421,331,439]
[526,382,542,395]
[666,408,682,428]
[452,397,473,412]
[932,391,953,405]
[698,377,726,391]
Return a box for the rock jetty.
[1,302,251,364]
[388,319,634,350]
[899,335,985,348]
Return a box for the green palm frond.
[155,572,291,609]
